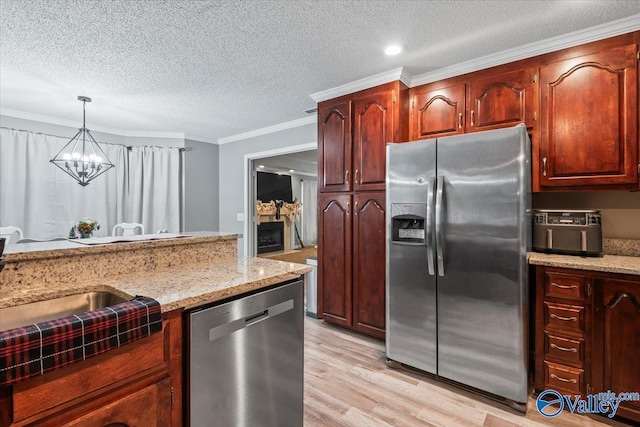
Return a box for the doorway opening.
[243,143,317,259]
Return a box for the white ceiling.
[1,1,639,143]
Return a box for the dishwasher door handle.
[208,299,294,341]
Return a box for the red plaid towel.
[0,296,162,387]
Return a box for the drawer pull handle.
[551,283,578,290]
[550,313,577,322]
[551,343,577,353]
[550,374,577,384]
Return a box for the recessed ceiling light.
[385,44,403,56]
[289,169,295,173]
[258,164,265,168]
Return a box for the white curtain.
[0,128,127,239]
[128,146,181,234]
[301,179,317,246]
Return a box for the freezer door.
[436,125,530,403]
[385,139,437,374]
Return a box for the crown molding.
[309,67,411,103]
[217,116,317,145]
[184,133,218,144]
[410,14,640,87]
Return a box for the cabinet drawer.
[545,333,584,365]
[545,361,584,395]
[545,302,585,334]
[544,271,588,301]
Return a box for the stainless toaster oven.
[532,209,602,257]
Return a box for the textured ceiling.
[1,0,639,143]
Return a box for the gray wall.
[533,191,640,239]
[218,122,317,255]
[185,139,219,232]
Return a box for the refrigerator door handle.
[435,176,445,276]
[426,177,436,276]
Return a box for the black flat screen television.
[257,172,293,202]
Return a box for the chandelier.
[50,96,114,186]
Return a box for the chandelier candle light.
[50,96,114,186]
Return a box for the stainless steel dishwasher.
[188,279,303,427]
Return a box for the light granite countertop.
[101,255,311,312]
[3,231,237,260]
[1,232,311,314]
[528,252,640,276]
[0,255,311,313]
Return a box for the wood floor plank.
[304,317,633,427]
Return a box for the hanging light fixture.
[50,96,114,186]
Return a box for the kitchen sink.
[0,291,129,331]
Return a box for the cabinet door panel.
[467,68,535,132]
[318,101,352,192]
[318,193,352,327]
[352,192,386,339]
[540,43,638,188]
[63,378,171,427]
[353,92,393,191]
[410,84,465,139]
[600,277,640,420]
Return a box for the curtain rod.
[2,127,190,151]
[126,146,192,152]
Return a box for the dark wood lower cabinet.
[318,193,353,328]
[318,191,386,339]
[0,310,182,427]
[352,192,386,339]
[593,276,640,422]
[535,266,640,424]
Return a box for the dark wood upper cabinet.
[539,42,638,189]
[318,100,352,192]
[353,91,394,191]
[352,192,386,339]
[317,193,352,328]
[467,67,536,132]
[318,82,408,193]
[410,83,466,139]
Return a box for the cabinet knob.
[458,113,462,129]
[470,110,475,127]
[542,157,548,177]
[355,169,360,185]
[345,170,349,185]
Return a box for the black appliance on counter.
[533,209,603,256]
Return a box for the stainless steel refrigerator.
[385,124,531,407]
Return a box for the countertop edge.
[527,252,640,276]
[3,232,239,261]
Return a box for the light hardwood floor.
[303,317,629,427]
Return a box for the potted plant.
[76,218,100,238]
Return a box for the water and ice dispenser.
[390,204,427,244]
